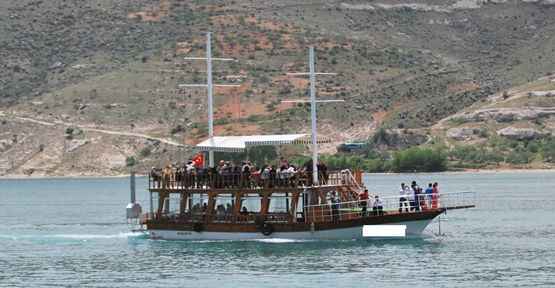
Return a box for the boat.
[126,33,476,240]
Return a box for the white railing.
[303,191,476,223]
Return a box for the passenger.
[150,167,161,188]
[373,195,383,216]
[278,165,288,185]
[202,203,208,213]
[269,166,277,187]
[261,165,271,187]
[359,189,369,216]
[241,161,251,188]
[399,183,410,213]
[251,167,261,187]
[279,157,289,170]
[217,160,225,174]
[410,181,420,212]
[185,160,195,188]
[162,164,173,189]
[425,183,433,209]
[418,186,425,211]
[216,204,225,220]
[330,191,340,222]
[432,182,440,208]
[318,161,328,184]
[286,165,297,186]
[232,166,241,187]
[240,206,248,215]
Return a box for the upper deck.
[148,169,363,194]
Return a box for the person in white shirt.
[373,195,383,216]
[399,183,410,213]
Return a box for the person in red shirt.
[359,189,369,216]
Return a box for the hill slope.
[2,0,555,176]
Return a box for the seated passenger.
[240,206,248,215]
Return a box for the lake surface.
[1,172,554,287]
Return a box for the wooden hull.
[146,210,443,241]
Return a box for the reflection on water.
[1,172,555,287]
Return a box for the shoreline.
[1,168,553,180]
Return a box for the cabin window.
[268,193,288,213]
[241,193,261,213]
[168,194,181,214]
[150,192,159,214]
[190,193,209,214]
[214,194,234,220]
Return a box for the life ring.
[261,223,274,236]
[192,222,204,232]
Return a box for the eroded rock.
[447,127,480,140]
[496,127,550,140]
[66,139,89,152]
[453,107,555,123]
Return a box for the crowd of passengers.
[398,181,440,212]
[354,181,441,217]
[150,158,330,189]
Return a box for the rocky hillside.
[430,74,555,169]
[1,0,555,176]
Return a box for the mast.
[309,47,318,185]
[179,32,240,167]
[206,32,215,168]
[283,47,342,185]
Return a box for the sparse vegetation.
[391,147,447,173]
[126,156,136,167]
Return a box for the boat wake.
[252,238,315,244]
[0,232,145,241]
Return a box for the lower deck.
[145,208,444,233]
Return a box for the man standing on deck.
[330,191,340,222]
[410,181,420,212]
[359,189,369,216]
[399,183,410,213]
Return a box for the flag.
[192,153,204,168]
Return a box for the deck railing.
[303,191,476,223]
[149,169,357,190]
[143,191,476,225]
[146,211,291,224]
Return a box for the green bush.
[542,137,555,162]
[139,147,151,158]
[126,156,136,167]
[449,146,503,164]
[505,151,533,164]
[392,147,447,172]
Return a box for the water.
[1,172,554,287]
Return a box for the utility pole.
[179,32,240,167]
[283,47,343,185]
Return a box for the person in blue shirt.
[425,183,434,209]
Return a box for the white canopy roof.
[195,134,331,152]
